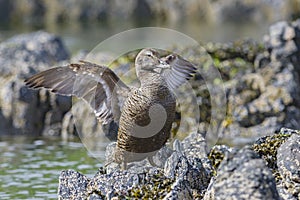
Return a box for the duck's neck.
[138,71,165,88]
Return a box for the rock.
[58,131,213,199]
[164,150,211,198]
[211,0,257,23]
[252,127,300,199]
[209,19,300,144]
[0,31,70,136]
[181,132,207,158]
[208,0,292,24]
[252,128,292,170]
[208,145,232,173]
[58,170,89,200]
[58,169,176,199]
[7,0,151,24]
[277,133,300,199]
[264,20,300,73]
[0,31,69,77]
[204,146,280,200]
[264,20,300,65]
[163,179,193,200]
[57,127,300,199]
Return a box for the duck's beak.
[157,58,171,69]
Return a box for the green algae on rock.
[252,129,293,170]
[252,127,300,199]
[208,145,232,175]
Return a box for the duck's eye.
[146,54,152,57]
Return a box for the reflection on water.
[0,136,103,199]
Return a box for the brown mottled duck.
[25,49,196,169]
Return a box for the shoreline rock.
[58,127,300,199]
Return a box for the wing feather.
[161,54,196,90]
[25,60,130,126]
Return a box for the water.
[57,20,271,53]
[0,136,103,199]
[0,19,272,54]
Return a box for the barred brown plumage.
[24,48,196,169]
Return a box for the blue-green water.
[0,136,103,199]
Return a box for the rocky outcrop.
[199,20,300,145]
[277,133,300,199]
[58,132,211,199]
[58,127,300,199]
[204,147,280,200]
[253,128,300,200]
[0,31,70,136]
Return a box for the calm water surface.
[0,19,272,53]
[0,136,104,199]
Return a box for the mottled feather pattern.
[25,49,196,168]
[116,81,176,163]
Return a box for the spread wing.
[161,54,197,90]
[25,60,130,127]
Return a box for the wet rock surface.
[58,170,89,199]
[204,147,280,200]
[58,133,211,199]
[58,127,300,199]
[277,133,300,199]
[252,128,300,200]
